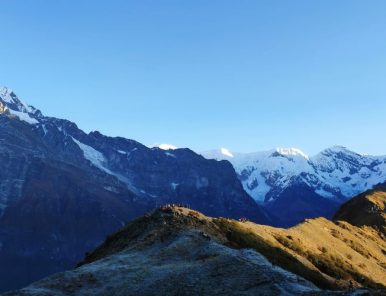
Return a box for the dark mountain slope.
[0,157,148,291]
[265,181,341,227]
[0,87,268,292]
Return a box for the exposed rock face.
[0,88,268,292]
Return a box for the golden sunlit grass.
[213,194,386,291]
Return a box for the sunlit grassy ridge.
[80,199,385,292]
[214,186,386,290]
[215,216,385,290]
[334,184,386,236]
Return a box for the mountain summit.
[0,87,42,122]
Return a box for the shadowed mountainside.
[0,87,268,292]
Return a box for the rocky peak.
[0,87,30,112]
[0,87,42,120]
[315,145,364,163]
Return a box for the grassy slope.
[216,186,386,290]
[80,205,386,291]
[214,217,385,290]
[334,188,386,236]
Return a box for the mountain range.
[201,147,386,226]
[0,86,385,293]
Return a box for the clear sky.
[1,1,386,156]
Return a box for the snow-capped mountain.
[0,87,268,292]
[202,147,386,204]
[0,86,42,124]
[157,143,178,150]
[1,86,385,291]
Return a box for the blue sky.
[1,1,386,155]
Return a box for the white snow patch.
[72,138,132,186]
[72,138,108,171]
[158,144,177,150]
[104,186,120,194]
[315,189,335,198]
[276,147,309,160]
[0,86,34,113]
[8,109,39,124]
[221,148,234,158]
[171,182,179,190]
[0,87,13,102]
[41,124,48,135]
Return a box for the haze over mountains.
[0,87,385,294]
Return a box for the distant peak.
[321,145,358,156]
[0,86,17,104]
[329,145,349,151]
[158,144,177,151]
[220,148,234,158]
[275,147,309,160]
[0,87,42,124]
[0,86,34,113]
[0,86,13,95]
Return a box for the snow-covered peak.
[0,86,33,113]
[158,144,178,151]
[319,145,356,155]
[314,146,367,168]
[200,148,237,161]
[202,146,386,203]
[220,148,234,158]
[0,86,15,103]
[0,87,41,124]
[275,147,309,160]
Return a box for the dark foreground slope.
[5,204,385,296]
